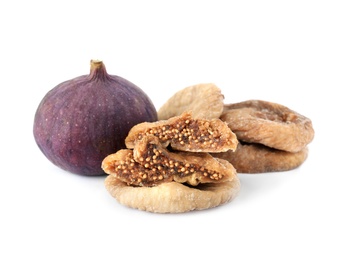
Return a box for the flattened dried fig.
[104,174,240,213]
[220,100,314,153]
[213,142,309,173]
[125,112,238,153]
[158,83,224,120]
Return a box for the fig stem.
[89,59,109,80]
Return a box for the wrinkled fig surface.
[33,60,157,176]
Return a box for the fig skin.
[33,60,157,176]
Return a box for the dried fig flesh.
[220,100,314,153]
[102,135,236,187]
[125,112,238,153]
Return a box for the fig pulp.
[33,60,157,176]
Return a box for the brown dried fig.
[213,142,309,173]
[220,100,314,153]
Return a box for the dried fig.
[213,142,309,173]
[157,83,224,120]
[104,174,240,213]
[220,100,314,153]
[33,60,157,176]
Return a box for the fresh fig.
[33,60,157,176]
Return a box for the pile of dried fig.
[102,83,314,213]
[216,100,314,173]
[102,112,240,213]
[156,83,315,174]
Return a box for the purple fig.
[33,60,157,176]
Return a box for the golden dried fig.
[158,83,224,120]
[104,173,240,213]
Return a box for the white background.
[1,0,342,259]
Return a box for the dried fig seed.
[33,60,157,176]
[125,112,238,153]
[220,100,314,153]
[157,83,224,120]
[212,142,309,173]
[133,135,236,186]
[104,174,240,213]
